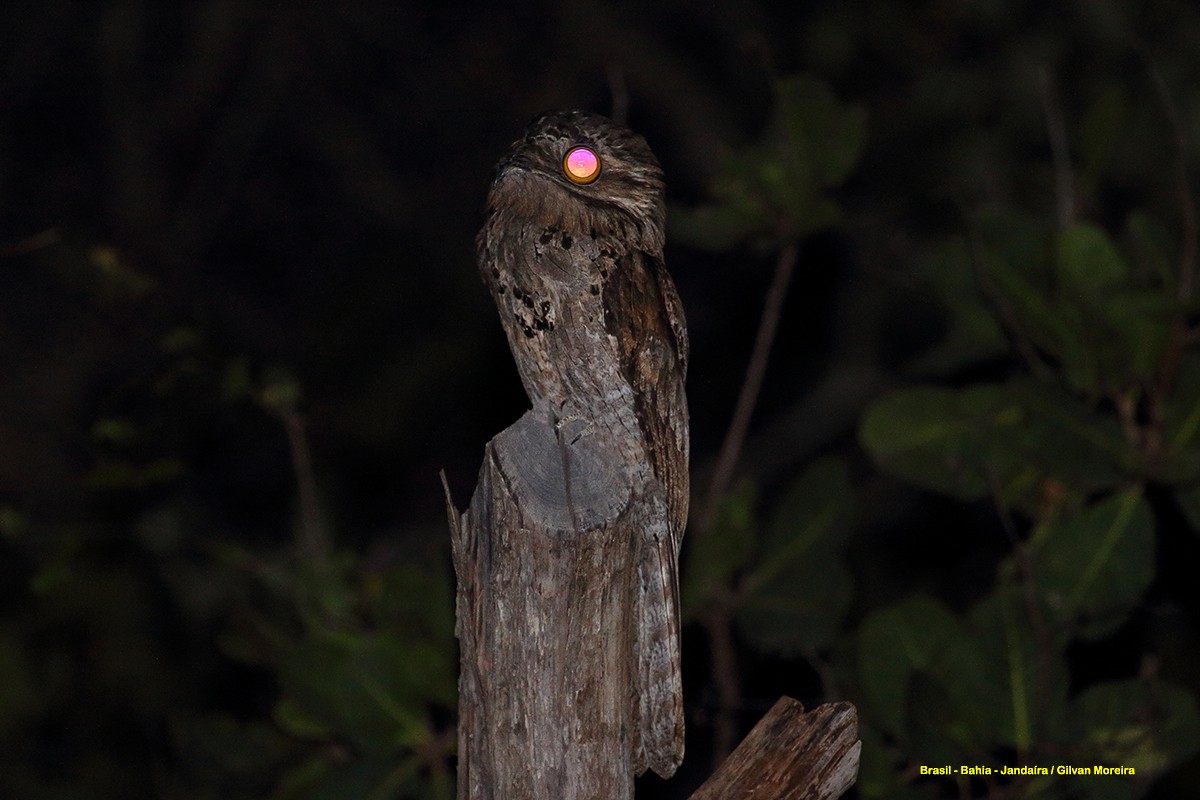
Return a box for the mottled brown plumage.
[476,110,689,778]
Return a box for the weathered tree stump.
[689,698,861,800]
[446,425,862,800]
[444,401,647,800]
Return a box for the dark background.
[2,2,1199,798]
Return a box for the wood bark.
[444,401,646,800]
[689,698,861,800]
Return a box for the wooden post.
[446,426,862,799]
[444,422,861,800]
[689,698,860,800]
[444,401,646,800]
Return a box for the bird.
[475,109,689,778]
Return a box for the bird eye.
[563,146,601,184]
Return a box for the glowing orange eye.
[563,146,601,184]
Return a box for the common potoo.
[476,110,688,778]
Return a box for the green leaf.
[176,714,293,779]
[91,417,140,444]
[859,384,1018,500]
[1163,354,1200,481]
[667,204,759,252]
[1066,679,1200,781]
[279,755,420,800]
[853,588,1071,763]
[978,246,1100,392]
[84,457,185,490]
[682,482,757,620]
[969,216,1174,394]
[274,696,334,740]
[1174,485,1200,537]
[862,379,1131,511]
[279,630,444,753]
[0,506,26,539]
[971,206,1047,285]
[963,213,1152,396]
[854,720,936,800]
[221,356,254,402]
[909,237,1008,375]
[1027,488,1154,640]
[956,588,1070,751]
[1088,288,1174,387]
[368,561,457,657]
[259,365,302,413]
[734,458,855,653]
[769,74,867,189]
[273,754,334,799]
[1124,211,1175,288]
[1005,379,1130,491]
[669,73,864,249]
[857,594,960,738]
[159,324,203,354]
[1055,223,1127,294]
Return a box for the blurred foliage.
[678,74,862,664]
[670,74,867,250]
[850,193,1200,794]
[0,248,457,798]
[841,25,1200,799]
[677,6,1200,800]
[683,457,856,657]
[4,1,1200,799]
